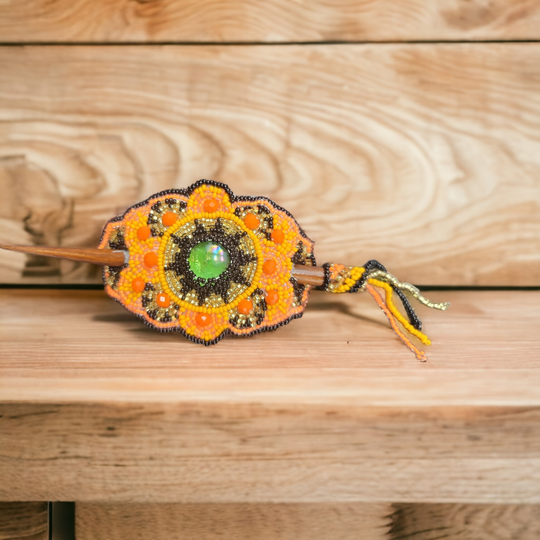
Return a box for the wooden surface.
[0,502,48,540]
[76,502,540,540]
[76,503,390,540]
[390,503,540,540]
[1,289,539,503]
[1,44,539,286]
[1,0,540,43]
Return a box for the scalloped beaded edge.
[99,179,315,345]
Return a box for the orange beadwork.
[99,180,315,345]
[195,312,212,327]
[265,290,279,306]
[271,229,285,244]
[244,213,260,230]
[144,252,158,268]
[263,259,277,275]
[203,198,219,213]
[131,277,146,293]
[162,212,178,227]
[137,226,151,241]
[237,298,253,314]
[156,292,171,308]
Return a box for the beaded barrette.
[1,180,448,360]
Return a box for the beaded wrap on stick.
[315,261,449,362]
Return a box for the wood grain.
[76,503,540,540]
[0,289,538,371]
[0,44,539,286]
[76,503,391,540]
[0,503,48,540]
[390,503,540,540]
[0,290,539,503]
[2,401,539,503]
[0,0,539,43]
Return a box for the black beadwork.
[105,227,128,289]
[228,289,267,330]
[165,218,257,306]
[290,277,307,305]
[318,259,422,331]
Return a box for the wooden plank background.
[76,503,540,540]
[1,0,540,43]
[1,7,540,533]
[0,502,48,540]
[76,503,392,540]
[389,503,540,540]
[0,44,539,286]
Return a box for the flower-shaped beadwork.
[99,180,316,344]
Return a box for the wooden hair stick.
[0,244,128,267]
[0,244,324,286]
[0,180,448,358]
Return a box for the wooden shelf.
[1,289,539,504]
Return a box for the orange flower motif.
[99,180,315,345]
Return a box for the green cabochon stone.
[188,241,231,279]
